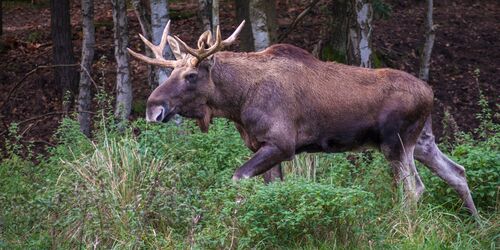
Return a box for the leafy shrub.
[49,117,93,162]
[199,179,375,249]
[284,151,394,211]
[133,118,250,189]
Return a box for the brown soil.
[0,0,498,157]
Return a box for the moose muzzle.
[146,104,175,123]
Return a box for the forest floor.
[0,0,498,156]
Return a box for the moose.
[128,21,477,215]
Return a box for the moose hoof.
[232,173,250,181]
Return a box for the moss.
[321,44,346,63]
[94,21,114,30]
[170,9,196,20]
[372,50,385,68]
[132,99,147,115]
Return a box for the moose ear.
[168,35,185,60]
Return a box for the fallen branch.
[278,0,321,43]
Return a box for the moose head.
[127,21,245,128]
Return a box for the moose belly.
[296,126,380,154]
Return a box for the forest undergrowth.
[0,92,499,249]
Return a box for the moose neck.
[206,53,254,124]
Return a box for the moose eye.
[185,73,198,84]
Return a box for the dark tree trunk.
[419,0,435,81]
[321,0,351,63]
[1,0,3,37]
[50,0,79,109]
[111,0,132,121]
[132,0,155,88]
[235,0,255,51]
[78,0,95,137]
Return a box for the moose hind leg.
[381,141,420,205]
[263,164,284,183]
[415,124,478,215]
[408,147,426,200]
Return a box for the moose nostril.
[154,107,165,122]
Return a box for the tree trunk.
[111,0,132,121]
[212,0,219,34]
[150,0,173,87]
[348,0,373,68]
[1,0,3,37]
[320,0,350,63]
[321,0,373,68]
[419,0,435,81]
[234,0,255,51]
[132,0,155,88]
[78,0,95,137]
[248,0,277,51]
[50,0,79,109]
[198,0,212,32]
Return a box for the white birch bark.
[78,0,95,136]
[212,0,219,34]
[150,0,173,86]
[348,0,373,68]
[112,0,132,121]
[249,0,276,51]
[419,0,435,81]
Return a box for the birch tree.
[78,0,95,136]
[111,0,132,121]
[249,0,277,51]
[321,0,373,68]
[419,0,435,81]
[212,0,219,35]
[50,0,79,109]
[348,0,373,68]
[150,0,173,86]
[132,0,155,88]
[198,0,220,35]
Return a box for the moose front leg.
[263,164,283,183]
[232,144,293,181]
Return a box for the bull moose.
[127,21,477,215]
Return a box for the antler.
[127,20,178,68]
[173,20,245,64]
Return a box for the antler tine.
[222,20,245,47]
[173,21,244,65]
[127,48,177,68]
[128,20,177,68]
[159,20,171,52]
[172,35,203,60]
[197,30,213,49]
